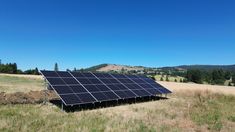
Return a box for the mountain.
[84,64,235,73]
[175,65,235,72]
[83,64,146,72]
[82,64,109,72]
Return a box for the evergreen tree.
[224,71,231,80]
[211,69,225,85]
[166,75,169,82]
[12,63,17,74]
[174,79,177,82]
[160,77,164,81]
[34,67,39,75]
[150,76,156,81]
[232,74,235,84]
[80,68,84,72]
[186,69,202,84]
[180,79,183,83]
[121,68,125,74]
[183,78,187,83]
[54,63,59,71]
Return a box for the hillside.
[84,64,146,73]
[84,64,235,73]
[162,65,235,72]
[0,74,235,131]
[97,64,145,72]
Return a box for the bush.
[150,76,155,81]
[228,116,235,122]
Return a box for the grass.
[0,74,235,131]
[189,91,235,131]
[0,103,181,132]
[1,92,234,131]
[0,75,44,93]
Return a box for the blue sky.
[0,0,234,70]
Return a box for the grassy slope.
[0,74,44,93]
[0,74,235,131]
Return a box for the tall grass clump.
[190,90,235,131]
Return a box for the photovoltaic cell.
[40,70,171,106]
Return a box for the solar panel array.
[41,71,171,106]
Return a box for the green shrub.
[228,116,235,122]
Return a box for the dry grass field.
[159,82,235,96]
[0,74,44,93]
[0,74,235,131]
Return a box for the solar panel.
[40,70,172,106]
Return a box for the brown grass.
[97,64,144,72]
[159,81,235,96]
[0,74,235,131]
[0,73,42,79]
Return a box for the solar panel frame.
[71,72,121,102]
[108,73,140,98]
[133,76,163,94]
[40,71,70,105]
[136,75,172,94]
[92,73,140,99]
[41,71,100,106]
[41,70,171,106]
[123,74,155,95]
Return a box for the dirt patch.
[0,90,58,104]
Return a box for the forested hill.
[84,64,235,72]
[175,65,235,72]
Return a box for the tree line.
[0,62,39,75]
[185,69,235,86]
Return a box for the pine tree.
[54,63,59,71]
[34,67,39,75]
[174,79,177,82]
[160,77,164,81]
[166,75,169,82]
[232,74,235,84]
[180,79,183,83]
[121,68,125,74]
[150,76,156,81]
[183,78,187,83]
[12,63,17,74]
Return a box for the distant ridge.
[167,64,235,72]
[83,64,146,72]
[84,64,235,72]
